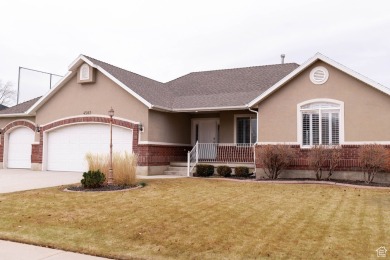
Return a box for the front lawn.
[0,178,389,259]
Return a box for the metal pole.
[108,115,113,185]
[17,67,21,104]
[49,74,52,89]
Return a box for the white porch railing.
[187,143,255,176]
[187,141,199,176]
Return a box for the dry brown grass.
[0,179,389,259]
[85,152,137,186]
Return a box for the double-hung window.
[236,116,257,144]
[300,102,340,146]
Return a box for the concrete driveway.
[0,169,83,193]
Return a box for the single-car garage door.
[46,124,133,172]
[7,127,35,169]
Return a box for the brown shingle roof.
[167,63,299,109]
[84,56,174,108]
[84,56,299,110]
[0,96,41,114]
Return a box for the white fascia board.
[248,52,390,107]
[94,65,152,109]
[28,55,153,114]
[0,113,35,118]
[26,71,74,114]
[172,105,247,112]
[68,54,86,70]
[315,53,390,96]
[150,105,173,112]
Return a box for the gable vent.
[310,66,329,85]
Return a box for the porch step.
[164,165,188,176]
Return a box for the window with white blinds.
[301,102,340,146]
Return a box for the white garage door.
[46,124,133,172]
[7,127,35,169]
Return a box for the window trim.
[234,114,257,145]
[79,64,90,81]
[297,99,344,148]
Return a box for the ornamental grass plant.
[85,152,138,186]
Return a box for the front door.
[192,119,219,160]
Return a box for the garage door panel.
[8,127,35,169]
[47,124,133,172]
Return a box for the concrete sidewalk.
[0,240,110,260]
[0,169,83,193]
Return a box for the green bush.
[217,165,232,177]
[234,166,250,178]
[81,170,106,188]
[195,164,214,177]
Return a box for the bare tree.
[0,80,16,106]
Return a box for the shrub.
[308,145,328,180]
[81,170,106,188]
[234,166,250,177]
[85,152,138,186]
[258,145,295,179]
[217,165,232,177]
[326,146,342,180]
[195,164,214,177]
[358,144,389,184]
[308,145,342,181]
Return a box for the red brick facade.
[255,144,390,171]
[1,117,190,168]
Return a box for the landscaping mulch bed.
[256,178,390,187]
[65,184,141,192]
[203,175,390,188]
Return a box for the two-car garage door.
[46,124,133,172]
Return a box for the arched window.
[298,100,342,146]
[79,64,90,80]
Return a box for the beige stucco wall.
[257,60,390,142]
[188,110,255,143]
[148,110,191,144]
[0,116,36,129]
[35,68,150,140]
[219,110,255,143]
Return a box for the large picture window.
[236,116,257,144]
[300,102,340,146]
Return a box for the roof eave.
[0,113,35,118]
[248,53,390,107]
[172,105,248,112]
[28,55,154,114]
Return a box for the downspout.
[248,107,258,175]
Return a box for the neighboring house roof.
[0,104,8,111]
[0,96,41,116]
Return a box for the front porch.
[167,142,256,176]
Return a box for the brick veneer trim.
[32,116,190,167]
[255,144,390,171]
[0,120,36,163]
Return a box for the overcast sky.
[1,0,389,105]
